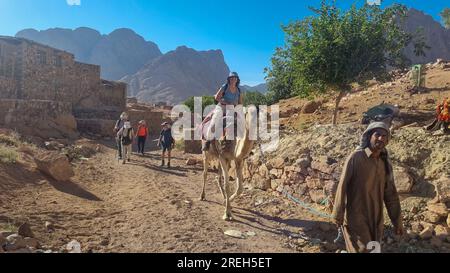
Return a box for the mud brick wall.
[0,36,126,137]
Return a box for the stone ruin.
[0,36,126,139]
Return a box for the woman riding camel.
[202,72,244,151]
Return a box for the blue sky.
[0,0,448,85]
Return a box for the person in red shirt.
[136,120,149,156]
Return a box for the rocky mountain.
[15,27,162,80]
[402,8,450,64]
[121,46,230,105]
[241,83,268,93]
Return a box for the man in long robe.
[332,122,404,253]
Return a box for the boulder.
[423,211,443,224]
[302,101,322,114]
[433,176,450,203]
[34,151,75,181]
[427,203,449,218]
[419,226,434,240]
[393,166,414,194]
[435,225,450,240]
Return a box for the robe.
[332,148,402,253]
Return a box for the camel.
[200,106,258,221]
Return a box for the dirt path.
[1,143,336,253]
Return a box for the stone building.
[0,36,126,139]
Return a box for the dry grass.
[0,144,18,164]
[0,133,21,147]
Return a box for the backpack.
[121,128,132,145]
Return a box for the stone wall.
[0,36,126,138]
[0,99,78,139]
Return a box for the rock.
[271,180,279,190]
[419,226,434,240]
[295,157,311,170]
[185,158,197,166]
[311,156,336,174]
[224,230,245,239]
[4,234,27,251]
[45,221,55,232]
[427,203,449,217]
[66,240,82,253]
[306,177,322,189]
[258,164,270,177]
[433,176,450,203]
[18,223,34,238]
[23,237,40,249]
[245,231,257,237]
[423,211,443,224]
[270,157,286,169]
[410,222,423,233]
[323,180,338,196]
[253,176,271,191]
[435,225,450,240]
[269,168,283,178]
[448,214,450,227]
[393,166,414,194]
[309,190,327,204]
[34,151,75,181]
[302,101,322,114]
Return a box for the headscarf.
[357,121,393,177]
[357,121,391,151]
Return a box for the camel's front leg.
[219,158,233,221]
[216,166,226,201]
[200,154,209,201]
[229,160,244,202]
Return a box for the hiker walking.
[114,112,129,160]
[332,122,404,253]
[117,121,135,164]
[136,120,149,156]
[202,72,244,151]
[158,122,175,168]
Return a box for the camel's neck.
[237,114,255,160]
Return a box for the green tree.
[243,91,268,106]
[265,0,427,124]
[183,96,216,112]
[441,8,450,29]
